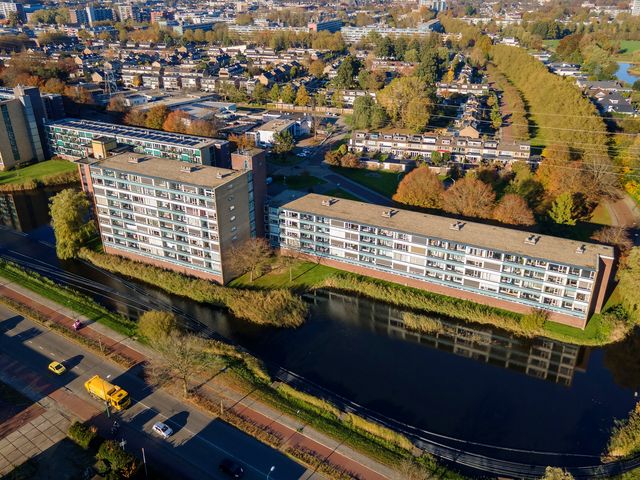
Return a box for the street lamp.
[267,465,275,480]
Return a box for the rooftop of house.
[85,152,244,187]
[275,193,614,269]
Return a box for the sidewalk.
[0,279,397,480]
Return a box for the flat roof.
[92,152,244,188]
[277,193,614,269]
[47,118,226,149]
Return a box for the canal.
[1,188,638,468]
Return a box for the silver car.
[152,421,173,439]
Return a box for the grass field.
[273,174,326,190]
[0,160,77,186]
[332,167,403,198]
[616,40,640,60]
[229,261,339,289]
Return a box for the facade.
[633,0,640,15]
[268,193,615,328]
[78,152,255,283]
[419,0,447,11]
[308,19,343,33]
[254,119,299,147]
[45,118,230,166]
[341,20,441,42]
[349,130,531,163]
[0,86,47,170]
[86,6,114,25]
[0,1,24,21]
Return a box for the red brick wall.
[284,250,589,330]
[103,246,224,284]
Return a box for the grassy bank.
[0,160,78,191]
[606,402,640,459]
[79,249,307,327]
[0,259,136,337]
[320,273,628,346]
[331,167,403,198]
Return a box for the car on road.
[48,361,66,375]
[219,458,244,478]
[152,421,173,439]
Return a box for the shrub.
[97,440,138,478]
[344,413,414,451]
[607,403,640,458]
[67,421,97,450]
[520,308,549,333]
[80,249,307,327]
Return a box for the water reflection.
[311,290,589,387]
[0,188,64,232]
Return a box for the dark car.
[219,458,244,478]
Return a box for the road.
[0,306,310,480]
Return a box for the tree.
[97,440,138,478]
[162,110,190,133]
[309,59,325,78]
[617,247,640,325]
[272,130,295,156]
[377,77,433,131]
[124,109,147,127]
[548,192,577,225]
[253,82,267,104]
[541,467,574,480]
[229,238,272,282]
[590,227,632,255]
[340,152,360,168]
[404,97,431,133]
[493,193,535,226]
[49,189,95,260]
[333,55,360,89]
[442,176,496,219]
[331,89,344,108]
[324,150,342,166]
[145,105,169,130]
[269,84,280,102]
[106,95,127,113]
[281,84,296,104]
[228,133,254,151]
[43,78,65,94]
[392,166,444,209]
[295,85,309,106]
[138,311,178,346]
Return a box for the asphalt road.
[0,306,310,480]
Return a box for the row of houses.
[349,130,531,164]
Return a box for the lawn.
[589,203,612,226]
[332,167,403,198]
[229,260,340,289]
[616,40,640,60]
[273,174,326,190]
[543,39,560,50]
[324,188,361,201]
[268,154,305,167]
[0,160,77,186]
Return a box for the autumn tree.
[229,238,272,282]
[145,105,169,130]
[493,193,535,226]
[138,311,179,346]
[615,247,640,325]
[308,59,325,78]
[188,119,219,137]
[392,166,444,209]
[50,189,95,260]
[162,110,190,133]
[377,77,433,132]
[442,176,496,219]
[124,109,147,127]
[506,161,543,208]
[295,85,309,106]
[106,95,127,113]
[228,133,254,151]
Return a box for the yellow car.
[48,361,66,375]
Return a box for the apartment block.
[45,118,230,166]
[268,193,615,328]
[78,152,255,283]
[0,86,47,170]
[349,130,531,164]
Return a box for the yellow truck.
[84,375,131,411]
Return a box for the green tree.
[549,192,577,225]
[331,89,344,108]
[253,83,267,104]
[333,55,360,89]
[272,130,295,155]
[49,189,95,260]
[269,84,280,102]
[541,467,574,480]
[97,440,138,477]
[617,247,640,325]
[138,311,179,346]
[145,105,169,130]
[281,84,296,104]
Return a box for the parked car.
[219,458,244,478]
[151,421,173,439]
[48,361,66,375]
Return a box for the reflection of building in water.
[0,190,54,232]
[314,290,589,386]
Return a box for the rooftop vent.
[381,209,396,218]
[128,156,143,164]
[450,221,465,231]
[321,198,336,206]
[216,171,224,179]
[524,234,541,246]
[576,244,586,254]
[181,165,196,173]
